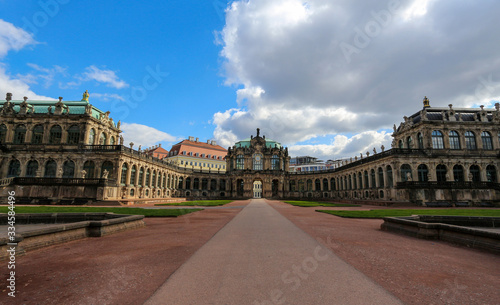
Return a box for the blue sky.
[1,0,500,160]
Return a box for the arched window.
[101,161,114,179]
[486,165,497,182]
[331,178,336,191]
[130,166,137,185]
[386,166,393,187]
[417,164,429,182]
[145,169,151,186]
[99,132,107,145]
[481,131,493,150]
[49,125,62,144]
[370,169,376,188]
[83,161,95,178]
[289,180,296,192]
[453,165,464,182]
[364,171,369,189]
[62,160,75,178]
[44,160,57,177]
[315,179,321,191]
[307,179,313,191]
[406,136,413,149]
[110,136,116,145]
[431,130,444,149]
[253,154,263,170]
[31,125,44,144]
[298,180,305,192]
[358,173,362,190]
[436,165,447,182]
[67,125,80,144]
[398,140,404,149]
[185,177,191,189]
[210,179,217,190]
[138,168,144,186]
[13,125,27,144]
[400,164,412,182]
[449,131,460,150]
[26,160,38,177]
[0,124,7,143]
[201,178,208,190]
[219,178,225,191]
[88,129,96,145]
[417,133,424,149]
[271,155,280,170]
[464,131,476,150]
[323,178,329,191]
[7,160,21,177]
[378,167,384,188]
[121,163,128,185]
[179,176,184,189]
[236,155,244,170]
[469,165,480,182]
[353,174,357,189]
[193,178,200,189]
[152,171,157,187]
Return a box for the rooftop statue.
[82,90,90,102]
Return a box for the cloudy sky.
[1,0,499,160]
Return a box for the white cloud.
[0,19,37,58]
[213,0,500,159]
[80,65,129,89]
[0,65,55,100]
[120,123,179,148]
[91,93,125,102]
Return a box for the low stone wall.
[0,213,145,260]
[381,216,500,254]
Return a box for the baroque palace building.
[0,92,499,205]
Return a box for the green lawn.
[317,209,500,219]
[0,206,202,217]
[155,200,233,207]
[284,201,360,207]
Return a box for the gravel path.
[146,199,402,305]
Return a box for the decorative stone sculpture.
[381,145,385,152]
[102,169,109,179]
[81,170,87,179]
[82,90,90,102]
[120,135,124,145]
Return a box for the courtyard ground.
[1,199,499,304]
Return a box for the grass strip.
[155,200,233,206]
[284,201,360,207]
[0,206,202,217]
[317,209,500,219]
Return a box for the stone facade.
[1,93,499,205]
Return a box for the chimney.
[189,136,194,141]
[207,140,210,144]
[196,137,199,142]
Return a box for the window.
[101,161,114,179]
[357,173,362,190]
[315,179,321,191]
[271,155,280,170]
[453,165,464,182]
[386,166,393,187]
[49,125,62,144]
[370,169,376,188]
[449,131,460,150]
[67,125,80,144]
[431,130,444,149]
[110,136,115,145]
[253,154,262,171]
[14,125,27,144]
[417,133,424,149]
[121,163,128,185]
[378,167,384,188]
[193,178,200,189]
[152,171,157,187]
[323,178,329,191]
[62,160,75,178]
[31,125,44,144]
[406,136,413,149]
[298,180,305,192]
[481,131,493,150]
[398,140,404,149]
[99,132,107,145]
[83,161,95,178]
[236,155,244,170]
[44,160,57,177]
[130,166,136,185]
[145,169,150,186]
[486,165,497,182]
[88,129,96,145]
[417,164,428,182]
[0,124,7,143]
[364,171,369,189]
[469,165,480,182]
[138,168,144,186]
[7,160,21,178]
[400,164,412,182]
[307,179,313,191]
[464,131,476,150]
[26,160,38,177]
[436,165,447,182]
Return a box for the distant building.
[144,144,169,159]
[167,137,227,172]
[289,156,334,172]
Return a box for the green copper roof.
[7,100,107,121]
[235,138,281,149]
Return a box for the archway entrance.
[253,180,263,198]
